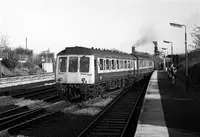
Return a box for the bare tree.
[191,25,200,49]
[0,34,9,48]
[0,34,9,59]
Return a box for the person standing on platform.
[170,64,177,87]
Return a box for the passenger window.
[120,60,123,69]
[103,60,106,70]
[59,57,67,72]
[133,61,135,70]
[139,60,142,67]
[109,60,111,70]
[106,59,109,70]
[80,56,90,72]
[130,61,133,68]
[119,60,121,69]
[112,60,115,69]
[125,60,127,69]
[99,59,103,70]
[69,57,78,72]
[116,60,119,69]
[94,58,97,71]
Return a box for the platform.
[134,70,200,137]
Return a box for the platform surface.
[134,70,200,137]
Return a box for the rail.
[77,74,151,137]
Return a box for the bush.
[177,49,200,87]
[23,61,34,74]
[13,61,43,75]
[1,58,17,70]
[14,67,30,76]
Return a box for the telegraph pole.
[25,37,27,49]
[0,58,2,78]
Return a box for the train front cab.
[55,55,95,100]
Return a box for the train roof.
[57,46,137,59]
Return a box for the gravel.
[0,96,44,108]
[0,129,29,137]
[0,96,14,106]
[0,89,123,137]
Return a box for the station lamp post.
[163,40,173,64]
[161,48,168,56]
[170,22,188,91]
[161,48,167,71]
[0,57,2,78]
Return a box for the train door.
[94,57,98,83]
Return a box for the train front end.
[55,51,95,101]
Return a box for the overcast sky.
[0,0,200,55]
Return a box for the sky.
[0,0,200,55]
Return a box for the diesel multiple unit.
[55,46,154,101]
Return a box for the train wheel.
[95,86,99,97]
[122,79,125,88]
[119,79,122,88]
[98,85,105,98]
[60,89,65,99]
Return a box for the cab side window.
[80,56,90,72]
[59,57,67,72]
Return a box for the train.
[55,46,155,101]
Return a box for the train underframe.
[56,75,140,102]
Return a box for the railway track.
[0,73,151,137]
[10,84,61,103]
[0,73,54,84]
[0,79,55,96]
[0,84,62,136]
[0,106,60,135]
[1,85,135,137]
[77,75,150,137]
[12,84,55,97]
[0,84,60,115]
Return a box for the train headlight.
[57,78,63,82]
[81,78,87,84]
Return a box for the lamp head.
[163,40,170,43]
[170,23,183,28]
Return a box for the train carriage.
[55,46,154,101]
[137,56,155,74]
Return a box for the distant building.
[42,63,53,73]
[40,50,55,73]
